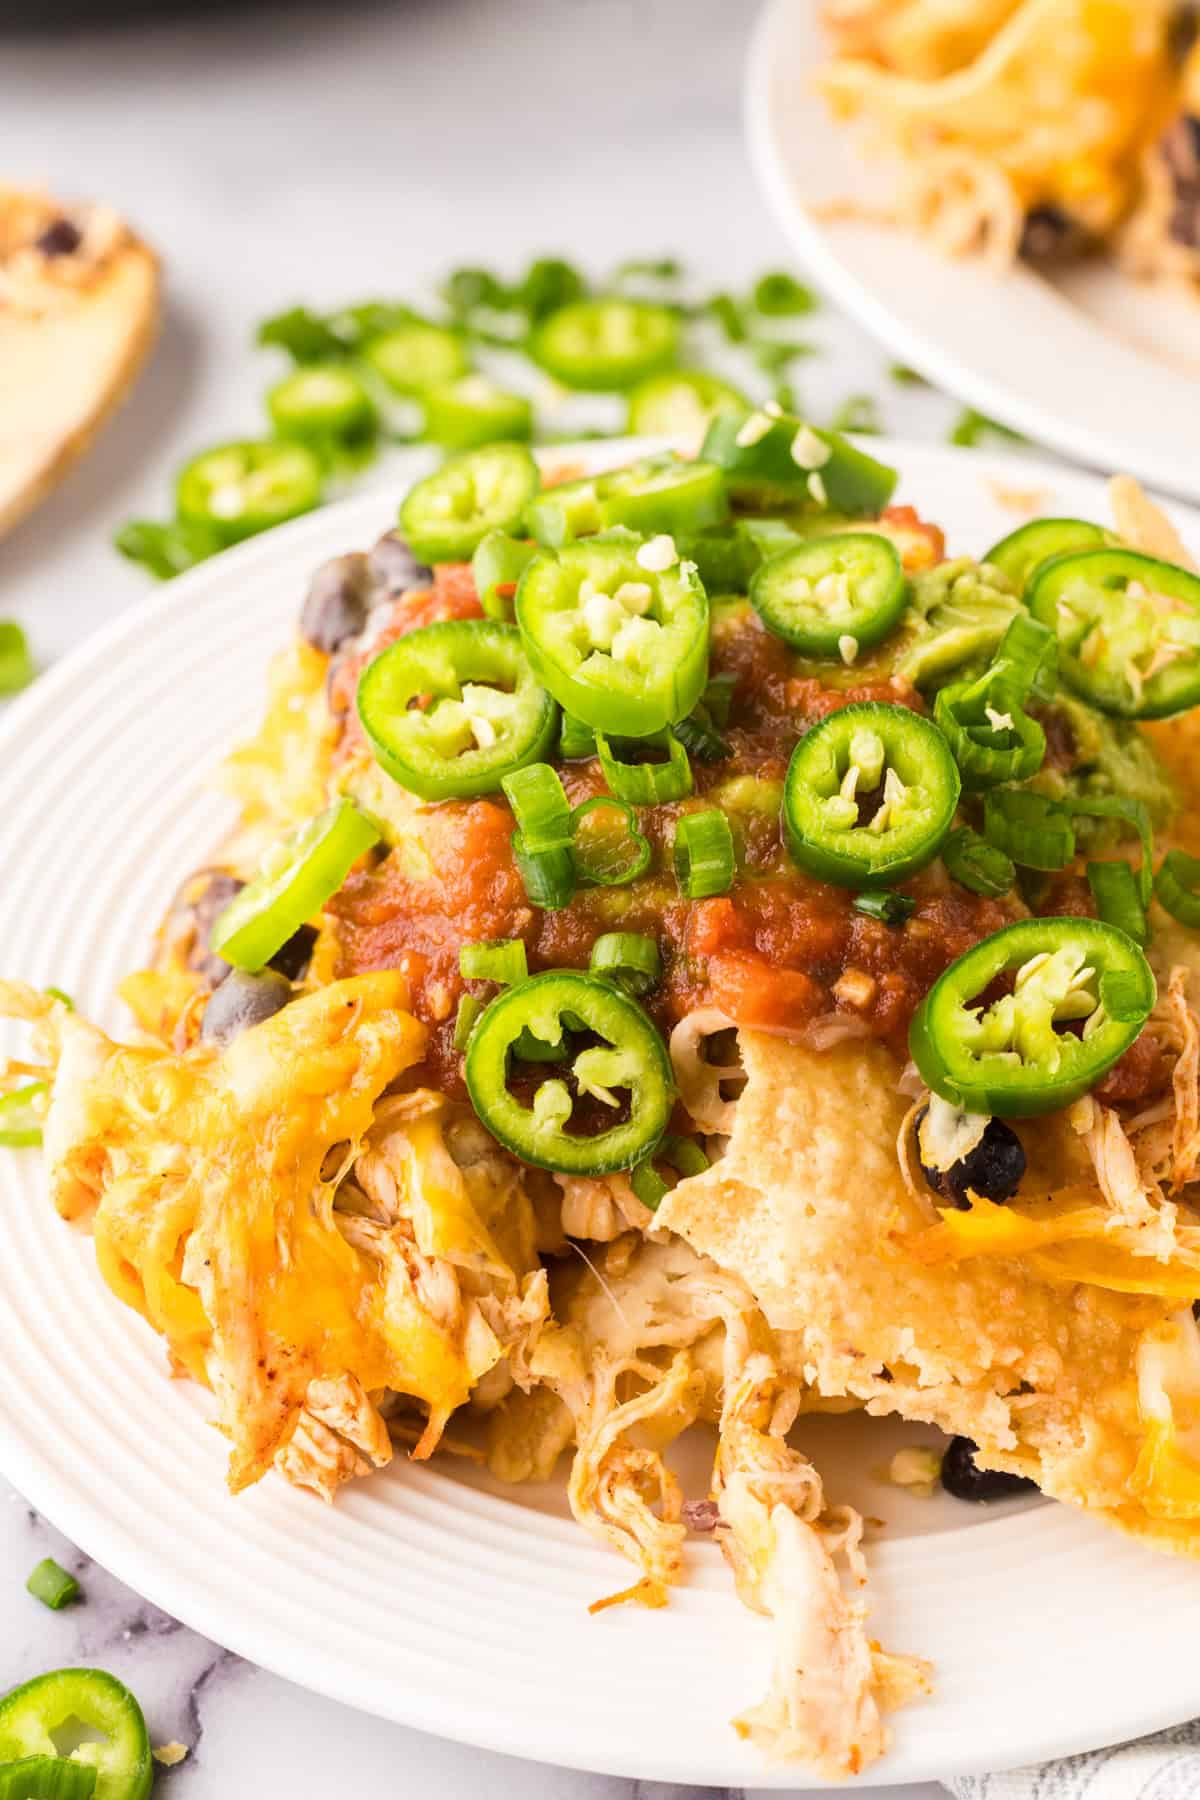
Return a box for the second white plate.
[745,0,1200,500]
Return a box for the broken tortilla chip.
[658,1033,1200,1541]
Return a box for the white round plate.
[746,0,1200,501]
[4,441,1200,1787]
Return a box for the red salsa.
[330,555,1025,1097]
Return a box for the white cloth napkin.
[946,1721,1200,1798]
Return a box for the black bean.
[366,531,432,598]
[1169,6,1200,65]
[1170,192,1200,249]
[300,553,371,654]
[917,1109,1026,1208]
[199,969,292,1046]
[268,922,317,982]
[1163,115,1200,185]
[35,218,83,257]
[175,871,243,988]
[941,1436,1038,1504]
[1018,205,1086,265]
[325,650,351,717]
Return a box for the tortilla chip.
[658,1034,1200,1539]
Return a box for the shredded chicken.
[712,1322,929,1776]
[276,1373,393,1502]
[1156,967,1200,1189]
[1071,1097,1180,1259]
[555,1170,652,1242]
[0,975,534,1493]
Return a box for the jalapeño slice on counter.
[529,298,680,391]
[421,375,533,450]
[0,1755,98,1798]
[749,531,906,656]
[266,363,378,448]
[465,971,674,1174]
[910,918,1156,1118]
[0,1668,153,1800]
[357,619,558,800]
[525,455,727,547]
[626,369,749,440]
[982,517,1114,594]
[515,538,709,736]
[700,409,897,515]
[398,442,540,564]
[362,319,470,395]
[175,440,324,545]
[783,702,960,888]
[1028,548,1200,719]
[209,798,381,972]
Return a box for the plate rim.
[743,0,1200,503]
[4,439,1200,1786]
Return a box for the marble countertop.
[2,1,994,1793]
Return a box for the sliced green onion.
[512,832,575,909]
[706,292,747,343]
[501,763,572,854]
[934,679,1046,790]
[983,790,1075,871]
[596,731,693,806]
[453,993,484,1051]
[44,988,74,1011]
[571,797,651,887]
[0,1756,97,1799]
[630,1162,668,1209]
[752,272,817,316]
[949,407,1025,449]
[1087,861,1149,946]
[1068,796,1153,908]
[460,939,529,985]
[674,809,735,899]
[0,621,35,696]
[558,713,597,761]
[630,1133,711,1210]
[1155,849,1200,929]
[702,671,737,727]
[0,1083,48,1148]
[853,891,916,926]
[673,705,730,764]
[942,826,1015,897]
[590,932,662,996]
[26,1558,81,1611]
[890,363,928,386]
[994,612,1057,701]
